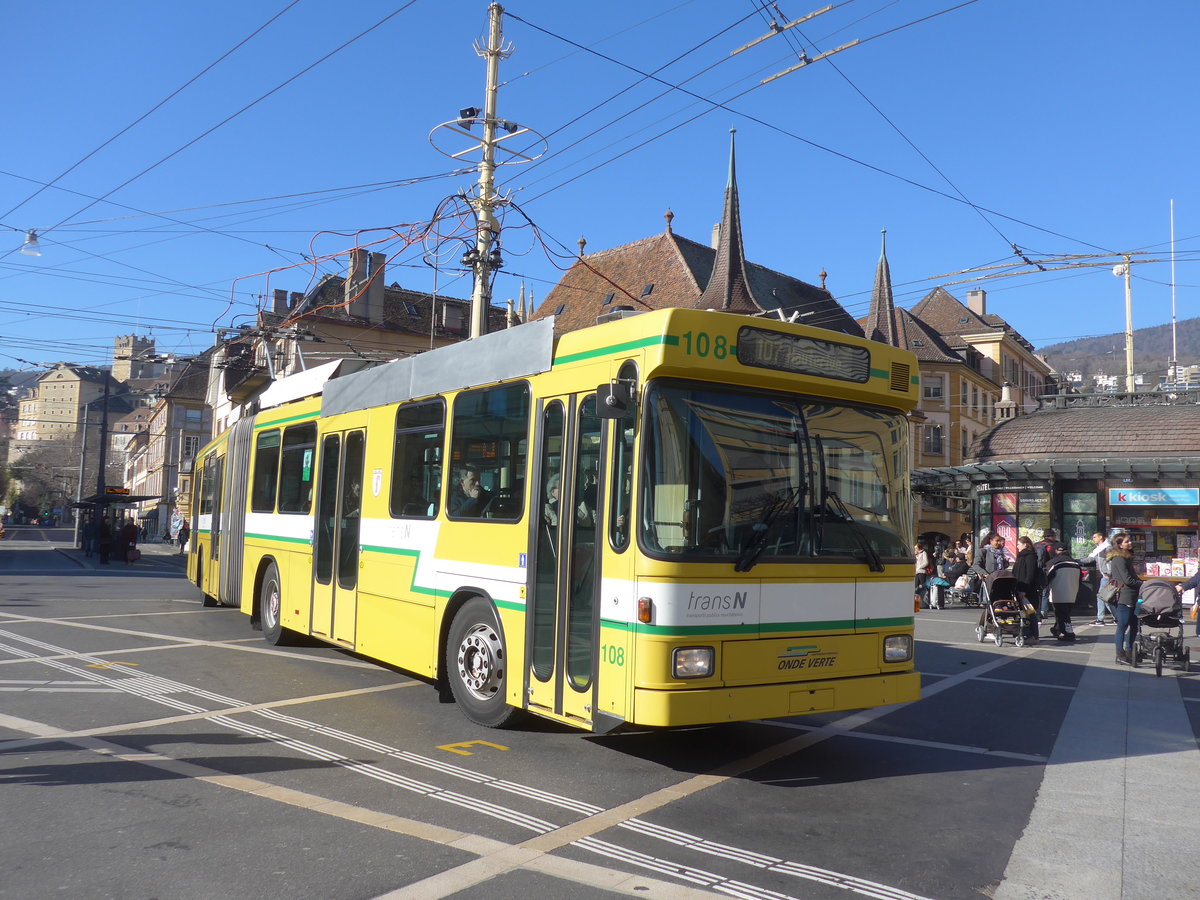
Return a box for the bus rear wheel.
[446,598,519,728]
[260,562,291,645]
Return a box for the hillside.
[1038,316,1200,381]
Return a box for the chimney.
[995,380,1018,421]
[289,291,304,310]
[966,289,987,316]
[710,222,721,249]
[346,249,386,323]
[272,289,290,315]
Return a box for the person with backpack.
[1044,544,1082,641]
[1034,529,1062,616]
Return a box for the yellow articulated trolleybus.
[189,308,920,732]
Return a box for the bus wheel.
[446,598,519,728]
[260,562,291,645]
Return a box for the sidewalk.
[56,540,188,572]
[995,636,1200,899]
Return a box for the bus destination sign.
[737,326,870,383]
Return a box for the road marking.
[0,612,384,668]
[0,625,936,900]
[438,740,509,756]
[0,712,722,899]
[85,661,139,669]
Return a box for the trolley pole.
[468,2,505,340]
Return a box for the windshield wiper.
[826,490,885,573]
[734,487,800,573]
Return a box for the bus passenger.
[451,466,492,517]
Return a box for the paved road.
[2,528,1198,899]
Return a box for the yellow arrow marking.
[437,740,509,757]
[85,662,140,669]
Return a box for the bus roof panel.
[321,317,555,417]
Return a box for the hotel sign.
[1108,488,1199,506]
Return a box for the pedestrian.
[1012,535,1043,641]
[82,519,96,558]
[1085,531,1113,625]
[1034,529,1062,616]
[914,540,933,608]
[973,531,1008,575]
[1044,544,1081,641]
[1107,532,1142,664]
[120,518,139,565]
[177,520,190,555]
[97,516,112,565]
[1175,568,1200,637]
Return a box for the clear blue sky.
[2,0,1196,372]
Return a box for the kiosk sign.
[1108,488,1199,506]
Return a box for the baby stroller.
[1132,579,1191,677]
[974,569,1036,647]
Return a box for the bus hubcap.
[457,623,503,700]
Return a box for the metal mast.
[468,3,505,340]
[429,4,545,340]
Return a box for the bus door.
[526,395,604,725]
[311,429,365,646]
[200,452,224,593]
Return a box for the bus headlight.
[883,635,913,663]
[673,646,713,679]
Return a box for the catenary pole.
[1122,254,1134,393]
[469,2,504,340]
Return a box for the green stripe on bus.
[245,532,311,545]
[254,412,318,430]
[360,544,448,598]
[599,616,912,636]
[553,333,679,365]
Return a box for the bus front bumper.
[630,670,920,728]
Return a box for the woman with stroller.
[1107,532,1143,664]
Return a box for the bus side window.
[390,400,445,519]
[278,422,317,514]
[447,383,530,521]
[251,429,281,513]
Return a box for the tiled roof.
[533,229,859,335]
[969,405,1200,461]
[909,286,995,335]
[275,277,504,337]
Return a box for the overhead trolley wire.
[1,0,425,264]
[507,2,1114,257]
[0,0,305,227]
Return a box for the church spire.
[864,229,899,347]
[696,129,758,313]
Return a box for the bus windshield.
[640,382,910,564]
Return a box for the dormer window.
[602,292,615,305]
[910,339,924,348]
[958,317,969,325]
[404,302,419,316]
[641,284,654,298]
[554,303,566,316]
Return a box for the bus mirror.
[596,382,634,419]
